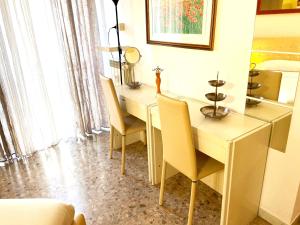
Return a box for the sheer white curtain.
[50,0,109,135]
[0,0,76,155]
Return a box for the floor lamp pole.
[114,4,123,85]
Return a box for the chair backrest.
[100,76,125,134]
[157,95,197,181]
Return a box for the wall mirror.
[248,38,300,107]
[245,37,300,153]
[257,0,300,14]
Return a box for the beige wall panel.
[113,130,143,149]
[222,125,271,225]
[201,170,224,195]
[270,114,292,152]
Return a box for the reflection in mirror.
[245,101,292,152]
[257,0,300,14]
[247,61,300,106]
[249,38,300,106]
[245,37,300,152]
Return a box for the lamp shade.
[112,0,119,5]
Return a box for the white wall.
[102,0,258,113]
[255,13,300,37]
[254,13,300,225]
[101,1,300,224]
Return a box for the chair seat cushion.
[124,115,146,135]
[196,151,224,179]
[0,199,75,225]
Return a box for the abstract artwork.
[146,0,217,50]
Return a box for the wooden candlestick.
[153,66,163,94]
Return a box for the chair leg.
[121,135,126,175]
[109,126,114,159]
[142,130,147,146]
[187,181,197,225]
[159,160,167,206]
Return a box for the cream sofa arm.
[73,214,87,225]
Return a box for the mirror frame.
[124,47,141,64]
[257,0,300,15]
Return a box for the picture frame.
[145,0,217,51]
[257,0,300,15]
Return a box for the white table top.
[152,97,268,142]
[116,84,180,106]
[117,84,268,142]
[116,84,157,107]
[245,102,292,122]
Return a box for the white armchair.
[0,199,86,225]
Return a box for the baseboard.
[259,208,300,225]
[259,208,288,225]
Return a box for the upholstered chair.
[157,95,224,225]
[100,75,146,175]
[0,199,86,225]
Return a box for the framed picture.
[145,0,217,50]
[257,0,300,15]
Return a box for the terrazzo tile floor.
[0,132,271,225]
